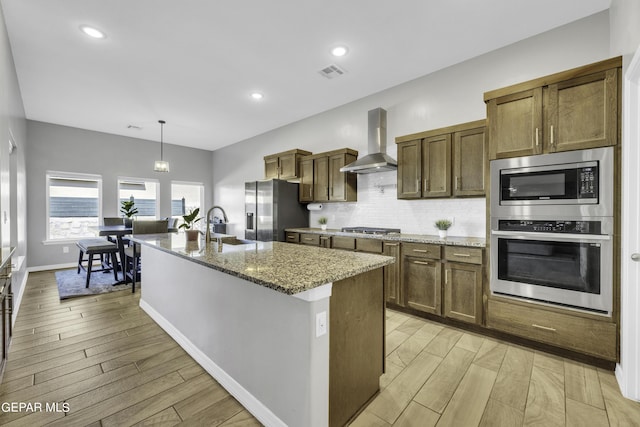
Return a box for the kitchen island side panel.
[139,246,330,427]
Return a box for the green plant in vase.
[180,208,202,241]
[318,216,328,231]
[120,200,138,227]
[434,219,452,239]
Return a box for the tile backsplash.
[309,171,486,238]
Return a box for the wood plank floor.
[2,270,640,426]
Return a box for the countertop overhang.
[129,233,394,295]
[286,228,486,248]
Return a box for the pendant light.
[154,120,170,172]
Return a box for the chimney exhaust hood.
[340,108,397,174]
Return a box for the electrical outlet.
[63,246,69,254]
[316,311,327,337]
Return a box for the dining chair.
[103,216,126,266]
[124,219,169,292]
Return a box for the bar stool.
[76,238,120,288]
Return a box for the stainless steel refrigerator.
[245,179,309,241]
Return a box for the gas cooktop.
[341,226,401,235]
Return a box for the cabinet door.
[403,256,441,315]
[314,156,329,202]
[396,140,422,199]
[453,127,486,196]
[444,262,482,324]
[487,87,543,159]
[277,153,299,180]
[328,154,347,201]
[422,134,451,198]
[264,156,280,179]
[383,242,402,306]
[299,158,314,202]
[546,69,618,152]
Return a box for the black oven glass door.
[497,238,601,294]
[500,165,597,203]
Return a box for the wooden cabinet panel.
[355,238,383,254]
[488,88,543,159]
[319,235,331,248]
[444,262,482,324]
[404,256,441,315]
[453,127,486,196]
[328,153,357,202]
[487,298,617,361]
[397,140,421,199]
[285,232,300,243]
[264,155,280,179]
[298,157,314,202]
[546,69,618,153]
[299,233,320,246]
[314,156,329,202]
[444,246,483,265]
[383,242,402,306]
[402,242,441,259]
[263,149,311,180]
[331,236,355,251]
[422,134,451,198]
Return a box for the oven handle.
[491,230,611,242]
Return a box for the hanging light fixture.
[154,120,170,172]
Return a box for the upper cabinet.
[264,149,312,180]
[396,120,486,199]
[299,149,358,203]
[485,57,621,160]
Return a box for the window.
[171,182,204,222]
[118,178,159,220]
[46,172,102,241]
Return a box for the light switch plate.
[316,311,327,337]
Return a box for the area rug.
[54,269,132,300]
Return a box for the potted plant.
[435,219,452,239]
[318,216,328,231]
[120,200,138,227]
[180,208,202,241]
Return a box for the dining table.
[96,225,132,282]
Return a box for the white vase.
[438,229,447,239]
[321,224,327,231]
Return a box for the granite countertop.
[130,233,394,295]
[286,228,486,248]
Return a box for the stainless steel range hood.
[340,108,397,174]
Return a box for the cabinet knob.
[632,253,640,262]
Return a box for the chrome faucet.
[205,206,229,243]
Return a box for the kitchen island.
[131,233,394,427]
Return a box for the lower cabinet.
[444,262,483,324]
[486,298,617,361]
[402,243,442,315]
[1,263,13,374]
[383,242,401,306]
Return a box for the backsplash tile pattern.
[309,172,486,237]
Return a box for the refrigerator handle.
[246,212,254,230]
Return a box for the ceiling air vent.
[318,64,347,79]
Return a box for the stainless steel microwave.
[490,147,614,218]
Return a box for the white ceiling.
[1,0,610,151]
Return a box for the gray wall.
[0,3,27,315]
[26,121,214,268]
[211,11,611,238]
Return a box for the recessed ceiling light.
[250,92,264,100]
[80,25,106,39]
[331,46,348,57]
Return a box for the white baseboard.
[11,270,29,327]
[139,299,287,427]
[27,262,76,272]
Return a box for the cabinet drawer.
[402,242,441,259]
[355,238,383,254]
[332,236,355,251]
[487,299,617,360]
[299,233,320,246]
[285,232,300,243]
[444,246,483,265]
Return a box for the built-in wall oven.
[490,147,614,316]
